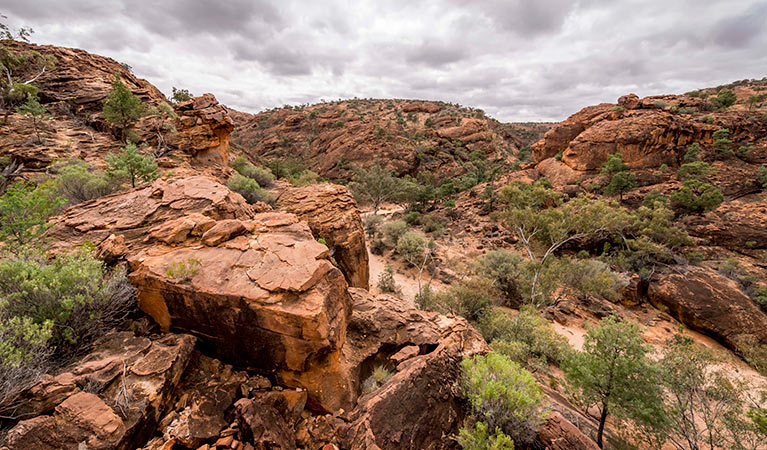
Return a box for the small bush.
[361,365,392,394]
[420,277,494,321]
[0,181,63,250]
[461,353,546,446]
[228,173,275,205]
[370,237,386,255]
[231,156,275,187]
[404,211,420,225]
[266,158,306,179]
[757,166,767,188]
[670,179,723,213]
[480,305,572,370]
[458,422,515,450]
[0,251,135,365]
[54,159,115,205]
[701,115,715,124]
[712,89,736,109]
[382,220,408,245]
[105,143,158,188]
[653,100,668,109]
[288,170,321,186]
[364,214,383,237]
[377,264,398,293]
[683,142,700,163]
[476,250,527,307]
[165,258,201,282]
[395,230,431,263]
[611,106,625,113]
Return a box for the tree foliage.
[348,164,402,213]
[105,143,158,188]
[564,316,661,448]
[0,180,62,249]
[102,75,145,141]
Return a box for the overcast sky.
[3,1,766,122]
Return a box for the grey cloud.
[405,41,469,67]
[712,2,767,48]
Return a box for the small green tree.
[564,316,661,449]
[712,128,734,159]
[747,93,766,110]
[712,89,736,110]
[102,75,145,142]
[501,182,630,304]
[458,422,515,450]
[758,166,767,188]
[171,86,192,103]
[16,92,48,144]
[601,154,638,201]
[395,230,436,298]
[683,142,700,163]
[105,143,158,188]
[461,353,546,446]
[348,164,403,214]
[0,180,63,249]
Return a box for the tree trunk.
[596,402,609,449]
[33,118,42,144]
[530,267,540,303]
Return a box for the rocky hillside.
[230,99,524,181]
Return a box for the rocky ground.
[1,40,766,450]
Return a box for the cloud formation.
[3,0,766,121]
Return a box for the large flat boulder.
[648,266,767,350]
[127,212,352,411]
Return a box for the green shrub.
[480,305,572,370]
[54,159,115,205]
[653,100,668,109]
[266,158,306,179]
[701,115,715,124]
[364,214,383,237]
[658,163,668,172]
[559,258,628,302]
[0,251,135,365]
[403,211,420,225]
[0,180,63,250]
[611,105,625,113]
[361,364,392,394]
[642,189,668,208]
[475,250,527,307]
[105,143,158,188]
[555,150,563,160]
[419,213,445,235]
[231,156,275,187]
[419,277,494,321]
[377,264,398,293]
[382,220,408,245]
[678,161,714,180]
[713,128,734,158]
[712,89,736,109]
[461,353,545,446]
[289,170,321,186]
[227,173,275,205]
[395,230,431,262]
[458,422,515,450]
[758,166,767,188]
[165,258,201,282]
[102,75,145,142]
[670,179,723,213]
[683,142,701,162]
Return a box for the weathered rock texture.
[232,99,516,180]
[648,266,767,350]
[276,183,369,289]
[537,412,600,450]
[126,211,352,412]
[533,93,767,174]
[339,289,489,450]
[4,41,165,117]
[48,176,257,255]
[1,331,195,450]
[685,193,767,250]
[167,94,235,165]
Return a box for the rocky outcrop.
[2,331,195,450]
[127,211,352,412]
[48,176,257,256]
[4,41,165,117]
[276,183,369,289]
[685,193,767,250]
[339,289,489,450]
[533,94,766,172]
[234,99,514,181]
[167,94,235,165]
[647,266,767,350]
[537,412,600,450]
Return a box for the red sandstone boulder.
[685,193,767,250]
[167,94,235,166]
[647,266,767,350]
[537,412,599,450]
[339,289,489,450]
[276,183,369,289]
